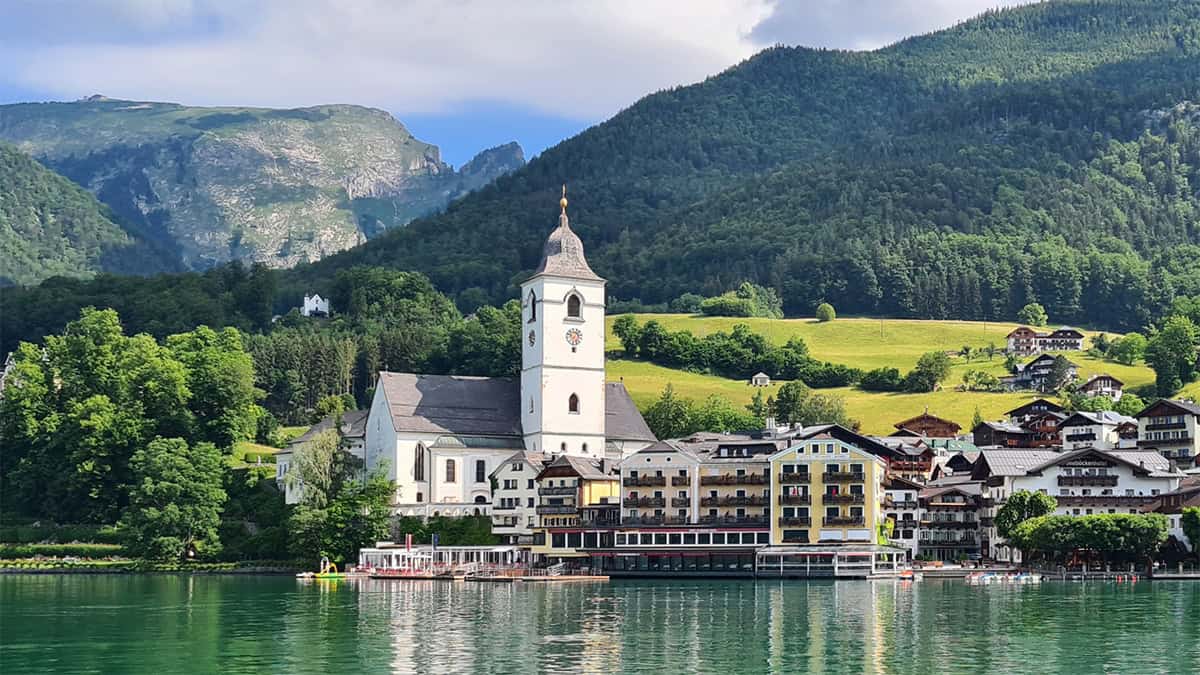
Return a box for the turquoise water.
[1,575,1197,674]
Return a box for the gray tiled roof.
[288,409,369,446]
[377,372,655,441]
[977,449,1063,476]
[540,454,616,481]
[529,213,603,281]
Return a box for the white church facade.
[363,192,657,517]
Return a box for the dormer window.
[567,293,582,318]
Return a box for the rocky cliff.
[0,98,523,273]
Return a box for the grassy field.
[604,315,1161,435]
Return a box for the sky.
[0,0,1031,166]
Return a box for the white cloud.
[0,0,1035,120]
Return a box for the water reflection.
[2,576,1198,674]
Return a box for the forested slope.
[301,0,1200,329]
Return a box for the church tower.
[520,188,607,458]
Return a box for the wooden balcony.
[538,486,577,496]
[492,504,517,511]
[623,475,666,487]
[1057,475,1118,487]
[670,497,691,507]
[700,495,768,507]
[1056,495,1155,506]
[536,505,577,515]
[822,516,865,527]
[700,473,768,486]
[778,517,811,527]
[778,494,811,505]
[778,471,811,485]
[622,516,688,527]
[823,471,865,482]
[698,515,768,527]
[623,497,666,507]
[671,475,691,486]
[921,520,978,529]
[821,493,865,504]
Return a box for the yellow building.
[768,430,888,546]
[530,455,620,558]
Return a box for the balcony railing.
[538,486,577,496]
[889,461,930,471]
[623,497,666,507]
[1056,495,1155,506]
[622,516,688,527]
[778,494,812,505]
[1057,475,1118,487]
[921,520,978,529]
[700,495,768,507]
[778,517,811,527]
[1064,433,1097,443]
[671,497,691,507]
[700,473,768,486]
[822,516,865,527]
[1145,421,1187,431]
[823,471,865,482]
[778,471,811,485]
[671,476,691,486]
[698,515,768,527]
[492,504,518,511]
[623,476,666,487]
[1139,437,1194,447]
[536,505,577,515]
[889,500,919,509]
[821,493,865,504]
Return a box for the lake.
[1,575,1197,674]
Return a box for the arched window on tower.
[528,291,537,322]
[568,393,579,414]
[567,293,582,318]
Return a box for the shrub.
[859,367,904,392]
[1017,302,1048,327]
[0,523,122,544]
[815,302,836,322]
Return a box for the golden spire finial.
[559,184,568,214]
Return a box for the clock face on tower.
[528,330,536,346]
[565,328,583,346]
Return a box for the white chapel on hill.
[363,189,657,517]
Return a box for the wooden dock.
[468,575,608,583]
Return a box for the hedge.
[0,543,126,559]
[0,523,122,544]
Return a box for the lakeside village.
[277,196,1200,582]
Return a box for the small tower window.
[529,398,534,413]
[445,459,456,483]
[560,442,568,452]
[567,293,582,318]
[528,291,537,322]
[568,393,580,414]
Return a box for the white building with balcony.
[1135,399,1200,469]
[489,450,549,543]
[1058,410,1135,452]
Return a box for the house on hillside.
[277,409,369,505]
[302,294,330,317]
[1078,374,1124,401]
[1135,398,1200,469]
[972,420,1034,449]
[1006,326,1085,356]
[1002,353,1077,392]
[893,411,961,439]
[1006,399,1064,424]
[1058,410,1135,452]
[750,372,771,387]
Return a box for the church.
[363,191,657,517]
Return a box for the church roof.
[376,372,654,442]
[529,208,603,282]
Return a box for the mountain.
[0,98,523,276]
[298,0,1200,330]
[0,142,178,285]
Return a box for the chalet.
[972,420,1034,449]
[1006,399,1064,424]
[1135,399,1200,469]
[1140,477,1200,551]
[529,455,620,560]
[1006,326,1085,356]
[750,372,771,387]
[972,448,1182,562]
[893,411,961,439]
[1079,374,1124,401]
[1003,354,1077,393]
[883,475,924,559]
[918,483,985,561]
[1058,410,1135,452]
[944,451,980,475]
